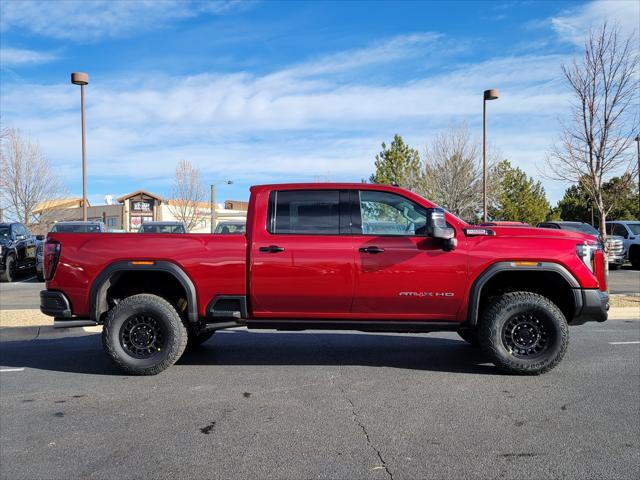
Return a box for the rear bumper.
[571,289,608,325]
[40,290,72,318]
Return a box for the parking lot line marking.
[609,341,640,345]
[0,368,25,372]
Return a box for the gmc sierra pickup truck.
[40,183,609,375]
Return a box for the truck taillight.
[576,241,607,291]
[44,241,61,281]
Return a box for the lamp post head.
[635,135,640,142]
[71,72,89,85]
[484,89,499,101]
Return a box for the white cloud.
[550,0,639,46]
[0,47,57,66]
[0,0,251,41]
[1,33,578,202]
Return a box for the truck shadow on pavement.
[0,330,500,376]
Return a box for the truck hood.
[483,226,596,244]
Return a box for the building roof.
[117,190,163,203]
[33,198,88,214]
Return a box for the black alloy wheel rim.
[119,315,166,359]
[502,313,550,358]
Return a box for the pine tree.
[370,135,422,191]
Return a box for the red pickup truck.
[40,183,608,375]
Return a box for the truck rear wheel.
[478,291,568,375]
[102,294,188,375]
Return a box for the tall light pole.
[635,135,639,200]
[210,180,233,233]
[71,72,89,221]
[483,88,499,222]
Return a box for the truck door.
[249,189,355,317]
[350,190,467,321]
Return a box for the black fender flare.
[465,261,582,326]
[90,260,198,323]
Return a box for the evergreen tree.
[370,135,422,191]
[490,160,550,225]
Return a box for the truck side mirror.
[427,208,456,251]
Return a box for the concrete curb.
[0,325,102,342]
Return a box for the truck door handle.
[359,246,385,254]
[259,245,285,253]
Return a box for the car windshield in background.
[0,226,9,238]
[564,223,599,236]
[214,223,246,234]
[139,224,186,233]
[627,223,640,235]
[51,224,102,233]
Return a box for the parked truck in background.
[0,222,39,282]
[606,221,640,269]
[40,183,608,375]
[537,221,626,269]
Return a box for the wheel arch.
[466,262,582,326]
[90,261,198,324]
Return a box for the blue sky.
[1,0,638,206]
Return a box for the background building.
[33,190,247,233]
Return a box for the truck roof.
[251,182,408,192]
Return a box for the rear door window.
[269,190,340,235]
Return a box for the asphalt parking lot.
[1,322,639,480]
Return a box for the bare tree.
[547,23,639,250]
[422,123,501,222]
[168,159,206,232]
[0,128,67,231]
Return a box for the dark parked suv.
[0,222,38,282]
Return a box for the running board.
[54,319,99,328]
[246,320,461,333]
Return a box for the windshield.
[626,223,640,235]
[51,223,102,233]
[0,226,10,238]
[563,223,599,236]
[139,224,186,233]
[214,223,246,234]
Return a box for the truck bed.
[46,232,247,318]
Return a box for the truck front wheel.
[102,294,188,375]
[478,291,568,375]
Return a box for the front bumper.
[608,254,625,265]
[571,289,608,325]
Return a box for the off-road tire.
[478,291,568,375]
[102,294,188,375]
[457,329,480,347]
[0,255,16,282]
[187,329,215,348]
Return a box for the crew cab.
[606,221,640,268]
[0,222,39,282]
[40,184,609,375]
